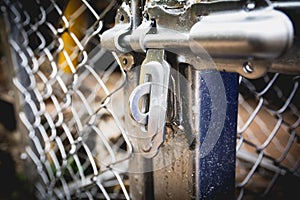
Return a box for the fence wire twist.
[1,0,300,199]
[237,73,300,199]
[3,0,132,199]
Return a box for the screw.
[122,58,128,66]
[20,152,28,160]
[243,62,254,74]
[119,54,134,71]
[245,1,256,11]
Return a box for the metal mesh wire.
[236,73,300,199]
[2,0,132,199]
[1,0,300,199]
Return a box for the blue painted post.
[198,72,238,199]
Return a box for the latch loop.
[129,49,170,158]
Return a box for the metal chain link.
[3,0,131,199]
[2,0,300,199]
[237,73,300,199]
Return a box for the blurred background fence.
[0,0,299,199]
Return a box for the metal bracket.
[129,49,170,158]
[102,1,297,78]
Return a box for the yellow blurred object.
[58,0,87,74]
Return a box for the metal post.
[197,71,238,199]
[131,0,142,29]
[0,5,36,195]
[151,65,238,199]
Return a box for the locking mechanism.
[129,49,170,158]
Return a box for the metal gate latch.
[129,49,170,158]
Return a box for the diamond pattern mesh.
[1,0,299,199]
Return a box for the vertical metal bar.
[151,66,238,199]
[0,7,26,145]
[0,5,36,195]
[152,63,196,200]
[127,66,155,200]
[197,71,238,199]
[131,0,142,29]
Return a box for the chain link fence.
[1,0,299,199]
[2,0,132,199]
[237,73,300,199]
